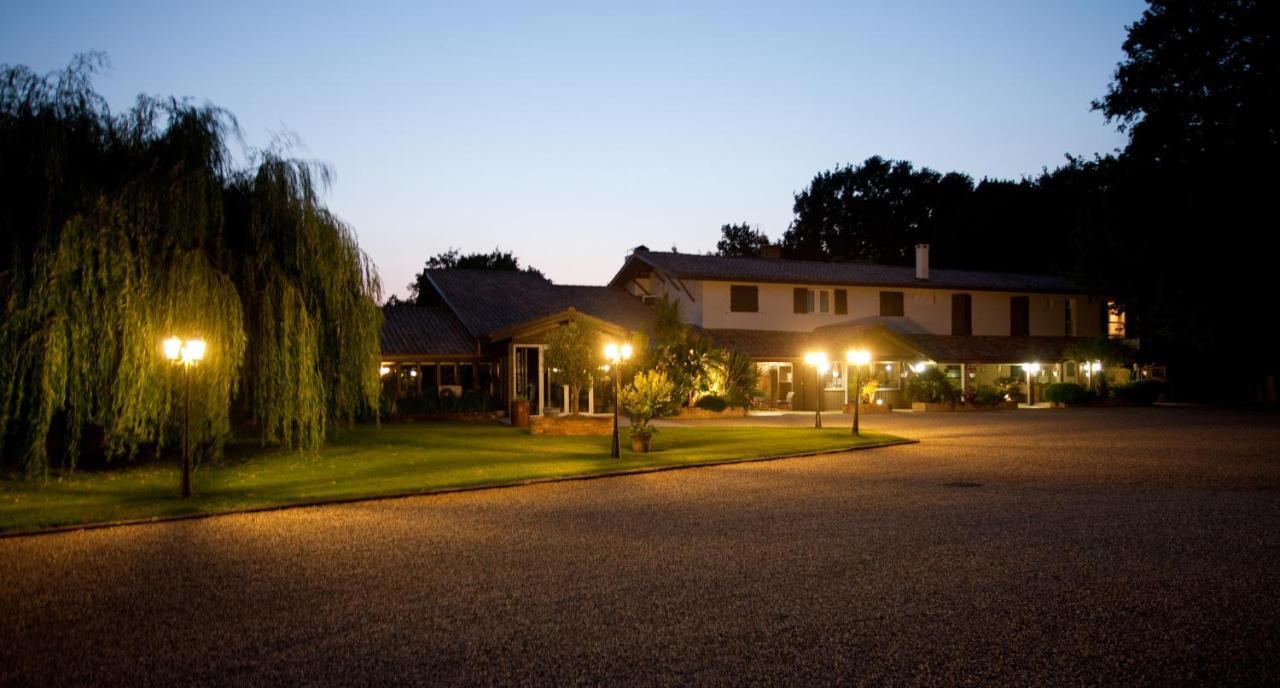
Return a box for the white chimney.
[915,243,930,280]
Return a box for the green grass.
[0,422,907,533]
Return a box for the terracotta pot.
[630,433,651,453]
[510,399,531,428]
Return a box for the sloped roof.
[613,250,1084,294]
[380,305,477,357]
[906,335,1080,364]
[699,329,811,359]
[423,269,653,338]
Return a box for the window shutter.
[834,289,847,315]
[879,291,904,317]
[1011,296,1030,336]
[951,294,972,335]
[793,287,807,313]
[730,285,758,312]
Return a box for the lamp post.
[163,336,206,497]
[846,348,871,436]
[604,342,633,458]
[803,352,829,429]
[1023,362,1042,406]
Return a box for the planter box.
[911,401,957,412]
[510,400,530,428]
[842,402,891,414]
[676,407,749,419]
[391,411,505,422]
[530,414,613,436]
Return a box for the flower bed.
[530,414,613,436]
[675,406,749,419]
[842,402,892,414]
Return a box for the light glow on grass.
[0,423,906,533]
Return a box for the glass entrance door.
[514,346,542,415]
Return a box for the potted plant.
[510,391,531,428]
[619,369,676,453]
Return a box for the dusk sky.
[1,1,1144,298]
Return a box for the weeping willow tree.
[0,55,382,477]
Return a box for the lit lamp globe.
[183,338,206,364]
[163,337,183,361]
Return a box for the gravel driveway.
[2,407,1278,686]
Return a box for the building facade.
[382,245,1118,415]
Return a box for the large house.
[381,244,1121,414]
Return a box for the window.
[1065,298,1075,336]
[477,363,494,394]
[793,287,808,314]
[834,289,848,315]
[729,285,758,312]
[439,363,458,385]
[1107,301,1126,338]
[880,291,904,317]
[1010,296,1030,336]
[951,294,972,336]
[818,290,830,313]
[824,364,845,391]
[642,295,661,306]
[459,363,475,389]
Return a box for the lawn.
[0,422,907,533]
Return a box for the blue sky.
[1,1,1144,297]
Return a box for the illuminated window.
[1107,302,1126,338]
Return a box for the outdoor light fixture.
[604,342,634,458]
[846,348,871,436]
[379,365,391,377]
[162,336,207,498]
[803,352,829,428]
[1023,362,1042,406]
[911,362,928,373]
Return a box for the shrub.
[973,385,1004,407]
[994,376,1025,403]
[620,370,677,439]
[1112,379,1164,404]
[693,395,729,412]
[906,367,961,404]
[1043,382,1092,406]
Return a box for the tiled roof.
[704,324,1080,364]
[616,250,1084,294]
[424,270,653,338]
[699,328,811,359]
[380,305,477,357]
[906,335,1080,364]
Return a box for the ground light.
[846,348,871,436]
[604,342,633,458]
[163,336,206,497]
[803,351,829,429]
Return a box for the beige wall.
[695,280,1104,337]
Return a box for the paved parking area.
[2,407,1278,685]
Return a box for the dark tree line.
[404,247,544,304]
[718,0,1277,401]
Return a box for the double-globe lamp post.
[846,348,871,436]
[163,336,206,498]
[604,342,633,458]
[802,352,829,429]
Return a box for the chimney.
[915,243,930,280]
[759,243,782,259]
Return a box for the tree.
[715,223,769,257]
[1079,0,1278,399]
[544,320,599,415]
[0,56,382,476]
[406,247,544,303]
